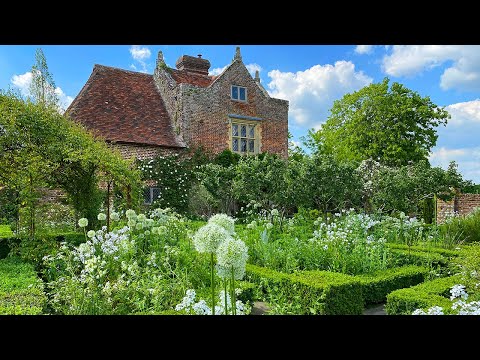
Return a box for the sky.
[1,45,479,183]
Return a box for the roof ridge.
[94,64,152,76]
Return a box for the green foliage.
[0,91,141,237]
[138,154,192,214]
[385,275,461,315]
[0,225,13,238]
[188,183,219,219]
[0,256,46,314]
[385,243,460,258]
[387,248,448,268]
[439,208,480,244]
[452,243,480,292]
[245,264,364,315]
[303,154,362,215]
[214,149,240,167]
[29,48,59,108]
[357,265,429,305]
[0,188,19,227]
[312,77,450,166]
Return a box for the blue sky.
[1,45,479,183]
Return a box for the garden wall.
[436,193,480,223]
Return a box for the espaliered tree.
[310,78,450,167]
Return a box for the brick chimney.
[175,54,210,75]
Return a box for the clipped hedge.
[387,249,448,268]
[0,226,14,259]
[246,264,363,315]
[385,274,462,315]
[357,265,430,305]
[0,257,46,314]
[386,243,460,258]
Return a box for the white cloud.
[267,60,372,129]
[11,71,33,96]
[246,63,262,76]
[129,45,151,73]
[429,146,480,183]
[355,45,374,54]
[10,71,73,112]
[129,45,151,61]
[445,99,480,126]
[209,66,227,76]
[382,45,480,91]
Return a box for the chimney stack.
[175,54,210,75]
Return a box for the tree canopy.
[308,78,450,167]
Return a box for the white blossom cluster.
[412,284,480,315]
[175,289,249,315]
[216,237,249,280]
[193,223,232,253]
[208,213,236,235]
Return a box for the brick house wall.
[436,193,480,223]
[153,48,289,159]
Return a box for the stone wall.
[108,142,183,161]
[436,193,480,223]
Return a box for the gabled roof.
[66,64,184,148]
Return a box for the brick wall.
[153,51,289,158]
[39,188,67,204]
[436,193,480,223]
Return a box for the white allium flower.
[125,209,136,220]
[110,212,120,221]
[135,222,144,230]
[144,230,151,236]
[266,222,273,230]
[97,213,107,221]
[127,219,136,227]
[216,237,248,280]
[271,209,279,217]
[137,214,147,222]
[87,230,96,238]
[193,223,232,253]
[78,218,88,228]
[208,214,236,235]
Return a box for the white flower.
[127,219,136,227]
[78,218,88,228]
[193,223,232,253]
[216,237,248,280]
[266,222,273,230]
[110,212,120,221]
[87,230,96,238]
[97,213,107,221]
[137,214,147,222]
[125,209,136,220]
[135,222,144,230]
[208,214,236,235]
[271,209,279,217]
[450,284,468,301]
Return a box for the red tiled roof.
[66,65,184,148]
[170,69,215,87]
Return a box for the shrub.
[387,248,448,268]
[357,265,429,305]
[385,243,460,258]
[385,275,462,315]
[0,257,46,314]
[245,264,363,315]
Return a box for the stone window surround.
[228,114,262,155]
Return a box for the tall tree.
[29,48,59,107]
[310,78,450,167]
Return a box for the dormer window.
[231,85,247,102]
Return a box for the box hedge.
[385,274,462,315]
[246,264,364,315]
[385,243,460,258]
[387,249,448,267]
[357,265,430,305]
[0,257,46,314]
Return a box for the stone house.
[66,47,289,204]
[67,47,288,160]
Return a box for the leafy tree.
[303,154,362,217]
[310,78,450,166]
[29,48,59,108]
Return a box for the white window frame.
[230,120,258,155]
[231,85,247,102]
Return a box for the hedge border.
[385,274,462,315]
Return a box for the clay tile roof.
[170,69,215,87]
[66,64,184,148]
